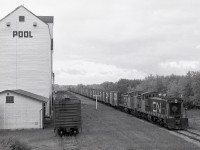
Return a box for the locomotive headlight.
[172,106,178,112]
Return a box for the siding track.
[169,129,200,147]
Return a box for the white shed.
[0,6,54,116]
[0,89,47,129]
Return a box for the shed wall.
[0,92,43,129]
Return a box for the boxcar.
[102,91,106,103]
[118,93,129,111]
[85,88,90,97]
[105,91,110,104]
[99,90,103,102]
[96,90,101,101]
[92,89,96,99]
[113,91,121,107]
[109,92,114,106]
[89,89,93,99]
[54,91,82,136]
[126,91,142,111]
[83,88,87,96]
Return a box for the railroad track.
[169,129,200,147]
[60,136,79,150]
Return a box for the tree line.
[75,71,200,108]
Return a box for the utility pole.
[93,95,100,110]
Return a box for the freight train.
[70,88,188,130]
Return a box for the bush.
[183,96,196,109]
[0,138,31,150]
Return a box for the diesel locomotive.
[120,92,188,129]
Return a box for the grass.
[0,138,31,150]
[0,118,59,150]
[187,109,200,131]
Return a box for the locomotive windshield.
[169,103,181,116]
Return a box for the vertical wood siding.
[0,7,52,116]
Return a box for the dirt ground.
[0,94,200,150]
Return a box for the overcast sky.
[1,0,200,85]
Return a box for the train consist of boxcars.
[70,88,188,130]
[54,91,82,136]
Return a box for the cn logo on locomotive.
[153,101,161,113]
[13,31,33,38]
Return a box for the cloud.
[196,45,200,49]
[160,61,199,69]
[158,61,200,75]
[54,60,146,85]
[52,0,200,84]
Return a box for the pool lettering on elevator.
[13,31,33,38]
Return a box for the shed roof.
[0,89,48,103]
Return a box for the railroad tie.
[62,137,79,150]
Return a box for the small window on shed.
[6,96,14,103]
[19,16,25,22]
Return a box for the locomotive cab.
[166,98,188,129]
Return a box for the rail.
[169,129,200,147]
